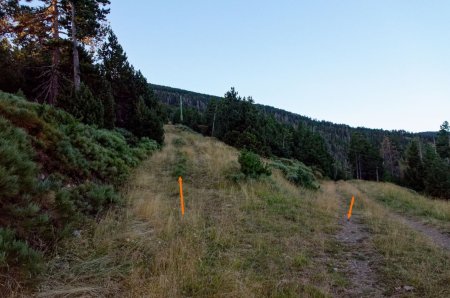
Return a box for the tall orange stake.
[347,196,355,220]
[178,176,185,216]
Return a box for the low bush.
[0,118,38,200]
[172,137,187,147]
[238,150,271,178]
[296,163,320,190]
[0,228,41,273]
[0,91,159,276]
[271,158,320,190]
[172,151,188,178]
[56,182,122,218]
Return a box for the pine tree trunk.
[211,104,217,137]
[359,161,362,180]
[179,96,183,122]
[49,0,60,104]
[355,157,359,179]
[357,157,362,180]
[376,166,379,182]
[418,141,423,162]
[71,1,81,91]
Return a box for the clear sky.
[109,0,450,132]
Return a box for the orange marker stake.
[178,176,185,216]
[347,196,355,220]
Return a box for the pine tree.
[99,29,134,127]
[423,144,450,199]
[99,80,115,129]
[436,121,450,160]
[291,124,333,177]
[61,0,110,91]
[63,83,104,126]
[2,0,109,102]
[0,39,23,93]
[132,97,164,143]
[348,133,381,180]
[380,136,401,181]
[404,139,425,191]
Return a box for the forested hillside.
[153,84,433,171]
[156,84,450,199]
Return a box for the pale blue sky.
[109,0,450,132]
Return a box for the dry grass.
[36,125,450,297]
[119,125,344,297]
[337,182,450,297]
[34,125,347,297]
[350,180,450,230]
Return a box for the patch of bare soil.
[333,184,385,297]
[398,217,450,250]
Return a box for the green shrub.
[133,137,159,159]
[0,91,159,274]
[114,127,139,145]
[55,189,78,221]
[172,137,187,147]
[296,163,320,190]
[236,130,263,153]
[57,123,157,185]
[60,83,104,127]
[172,151,188,178]
[0,228,41,273]
[0,117,37,201]
[238,150,271,178]
[56,182,122,217]
[35,103,77,126]
[271,158,319,190]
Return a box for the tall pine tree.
[436,121,450,160]
[404,139,425,191]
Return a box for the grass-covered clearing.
[32,125,450,297]
[36,125,347,297]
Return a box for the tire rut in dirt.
[334,184,385,297]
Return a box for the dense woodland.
[0,0,164,142]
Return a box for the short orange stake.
[347,196,355,220]
[178,176,185,216]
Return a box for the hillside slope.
[33,125,450,297]
[0,91,158,294]
[152,84,436,173]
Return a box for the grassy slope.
[351,180,450,231]
[36,125,345,297]
[34,125,450,297]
